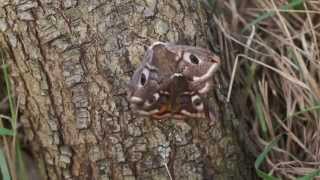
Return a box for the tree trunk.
[1,0,254,179]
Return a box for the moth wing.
[164,44,220,94]
[169,75,209,119]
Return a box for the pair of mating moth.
[127,42,221,120]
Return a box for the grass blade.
[255,135,283,180]
[1,64,16,135]
[0,148,11,180]
[242,0,304,33]
[289,103,320,118]
[296,170,320,180]
[16,142,28,180]
[0,128,14,136]
[255,94,267,135]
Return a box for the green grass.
[296,170,320,180]
[255,93,268,136]
[289,103,320,118]
[0,61,28,180]
[0,148,10,180]
[241,0,304,33]
[255,135,282,180]
[0,128,14,136]
[255,134,320,180]
[2,64,17,136]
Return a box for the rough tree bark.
[1,0,254,179]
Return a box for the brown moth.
[127,42,220,119]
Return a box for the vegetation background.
[0,0,319,179]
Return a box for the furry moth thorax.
[127,42,220,119]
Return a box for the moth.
[127,42,220,119]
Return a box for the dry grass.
[215,0,320,179]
